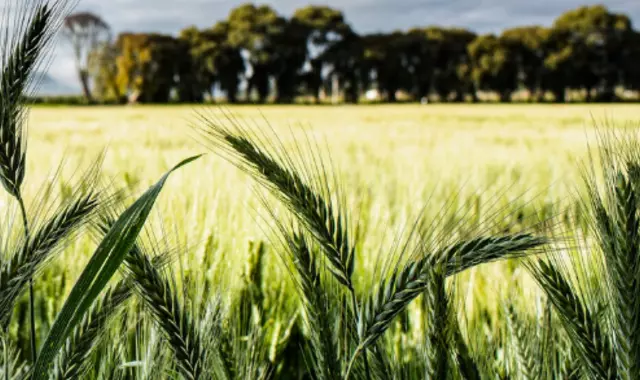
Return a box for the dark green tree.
[622,30,640,93]
[177,26,212,102]
[547,5,633,102]
[361,32,411,102]
[114,33,181,103]
[269,20,307,103]
[403,28,435,100]
[321,33,364,103]
[501,26,549,101]
[292,6,352,102]
[431,28,477,102]
[178,23,245,103]
[227,4,286,103]
[468,34,519,102]
[210,22,246,103]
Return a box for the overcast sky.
[41,0,640,89]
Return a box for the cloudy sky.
[42,0,640,90]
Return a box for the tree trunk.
[499,91,512,103]
[387,88,397,102]
[109,77,120,103]
[227,89,237,104]
[596,84,616,103]
[436,89,448,102]
[553,88,566,103]
[345,82,358,104]
[417,81,431,100]
[206,87,214,103]
[585,86,593,102]
[451,90,464,103]
[527,86,538,102]
[79,70,93,103]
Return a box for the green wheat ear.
[526,259,616,380]
[0,1,68,199]
[196,115,356,291]
[0,5,50,198]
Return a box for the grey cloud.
[69,0,640,34]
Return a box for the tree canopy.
[86,3,640,104]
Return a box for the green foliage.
[114,33,184,103]
[468,34,519,102]
[68,3,640,105]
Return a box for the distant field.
[23,103,638,243]
[17,103,640,317]
[25,103,639,198]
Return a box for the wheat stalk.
[0,0,78,363]
[451,316,481,380]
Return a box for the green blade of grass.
[30,154,201,379]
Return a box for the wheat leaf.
[31,154,200,379]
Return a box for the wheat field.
[22,103,634,280]
[8,103,639,378]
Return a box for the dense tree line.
[66,4,640,104]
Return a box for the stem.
[16,195,35,363]
[344,345,363,380]
[349,291,371,380]
[3,330,8,380]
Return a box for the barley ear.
[442,233,547,276]
[285,230,341,380]
[0,186,101,328]
[526,259,617,380]
[198,118,356,290]
[591,169,640,380]
[0,0,72,198]
[122,239,205,380]
[356,232,545,354]
[0,4,52,198]
[505,305,536,380]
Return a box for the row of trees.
[63,4,640,104]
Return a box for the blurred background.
[36,0,640,105]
